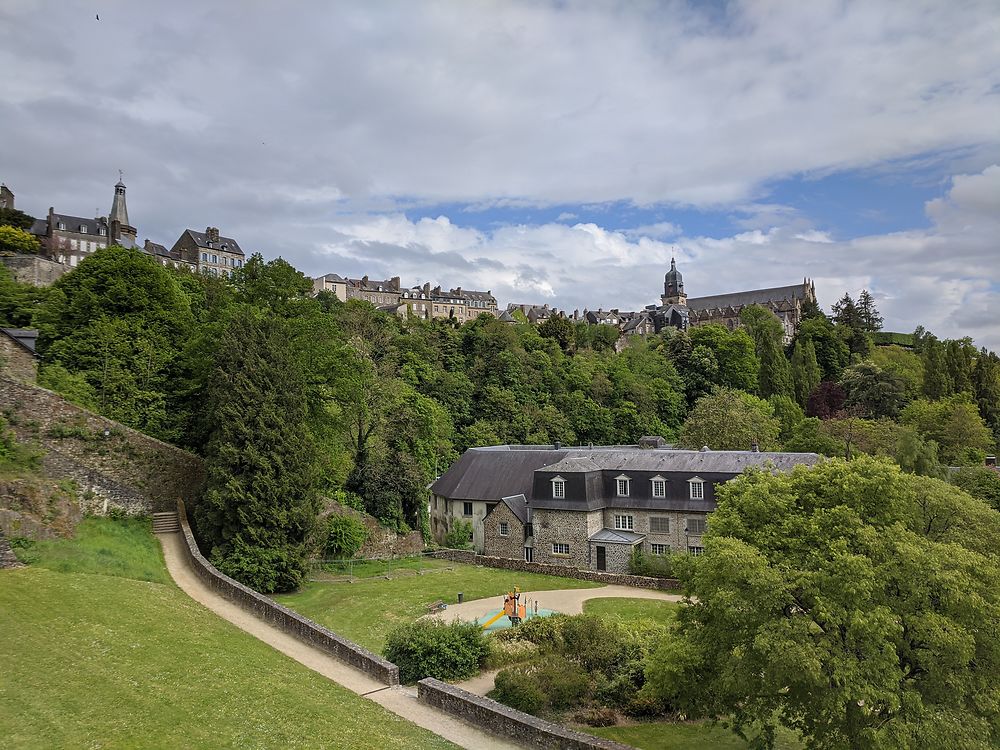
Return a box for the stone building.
[430,441,819,573]
[687,280,816,343]
[312,274,402,306]
[31,209,111,267]
[0,183,14,209]
[400,284,497,323]
[170,227,245,277]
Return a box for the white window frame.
[499,521,509,537]
[615,474,630,497]
[688,545,705,556]
[689,477,705,500]
[651,476,666,498]
[552,542,570,555]
[551,476,565,499]
[649,516,670,534]
[614,514,634,531]
[650,543,669,555]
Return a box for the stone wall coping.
[428,549,681,591]
[417,678,634,750]
[175,500,400,686]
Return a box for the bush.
[212,538,307,594]
[485,638,539,670]
[573,707,618,727]
[628,547,677,578]
[323,513,367,559]
[491,665,546,714]
[383,618,490,684]
[443,519,474,549]
[493,612,567,652]
[491,656,591,714]
[538,656,592,709]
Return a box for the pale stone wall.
[532,509,601,569]
[0,254,70,286]
[433,495,493,552]
[601,508,707,553]
[0,336,37,383]
[482,502,524,559]
[588,541,636,574]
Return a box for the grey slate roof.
[49,213,109,236]
[500,494,531,524]
[589,528,645,544]
[0,328,39,355]
[687,283,808,311]
[182,229,244,256]
[538,449,819,474]
[431,446,576,501]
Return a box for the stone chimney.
[206,227,220,244]
[390,276,401,290]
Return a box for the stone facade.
[599,508,706,555]
[482,501,525,559]
[531,509,602,569]
[0,333,37,383]
[587,539,637,574]
[170,227,245,278]
[0,254,70,286]
[432,493,495,552]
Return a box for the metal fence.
[307,549,461,581]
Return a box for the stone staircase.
[151,511,180,534]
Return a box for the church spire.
[108,173,137,247]
[661,255,686,306]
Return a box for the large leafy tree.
[0,206,36,231]
[194,311,319,593]
[839,361,908,419]
[921,337,952,399]
[0,225,41,254]
[689,324,759,394]
[679,387,781,451]
[901,395,995,466]
[740,305,792,399]
[646,457,1000,750]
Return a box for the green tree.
[646,457,1000,750]
[869,345,924,400]
[689,324,759,393]
[921,337,952,399]
[193,312,320,593]
[740,305,792,399]
[790,338,821,406]
[944,339,975,395]
[0,262,47,327]
[839,361,908,419]
[856,289,883,332]
[0,225,40,254]
[901,396,995,466]
[768,394,805,445]
[0,206,36,231]
[796,315,850,381]
[679,388,781,451]
[972,349,1000,440]
[950,466,1000,511]
[538,315,575,353]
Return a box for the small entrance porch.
[587,528,645,574]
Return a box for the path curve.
[157,532,520,750]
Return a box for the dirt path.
[158,532,520,750]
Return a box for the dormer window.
[689,477,705,500]
[99,227,107,236]
[551,476,565,499]
[80,225,87,233]
[57,221,66,230]
[651,476,666,498]
[616,475,630,497]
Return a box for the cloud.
[623,222,681,240]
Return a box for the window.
[57,221,66,230]
[552,542,570,555]
[80,225,87,233]
[650,543,670,555]
[687,517,707,535]
[616,475,630,497]
[499,522,509,536]
[551,476,565,499]
[211,254,218,263]
[614,515,634,531]
[689,478,705,499]
[462,501,473,517]
[651,477,666,498]
[201,252,208,262]
[99,227,107,236]
[524,547,533,562]
[649,516,670,534]
[525,523,533,538]
[688,545,705,556]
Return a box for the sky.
[1,1,998,348]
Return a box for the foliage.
[688,324,759,393]
[900,395,995,465]
[36,363,98,408]
[839,361,908,419]
[383,617,490,683]
[0,261,48,327]
[868,345,923,400]
[645,457,1000,750]
[950,466,1000,511]
[796,315,849,382]
[444,518,474,549]
[768,395,805,444]
[871,331,915,348]
[790,338,821,406]
[0,206,36,231]
[492,656,592,714]
[921,337,952,400]
[628,546,680,578]
[679,387,781,451]
[194,312,320,593]
[805,381,845,419]
[322,513,368,559]
[739,305,792,398]
[0,416,42,472]
[0,224,40,254]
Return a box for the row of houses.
[429,439,820,573]
[312,274,499,322]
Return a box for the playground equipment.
[481,586,527,630]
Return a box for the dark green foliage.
[0,206,36,230]
[443,519,474,549]
[688,324,758,393]
[973,349,1000,440]
[839,361,908,418]
[0,417,42,472]
[856,289,883,332]
[796,314,850,382]
[323,514,368,559]
[872,331,915,348]
[491,665,548,714]
[739,305,792,398]
[0,262,48,328]
[790,338,821,406]
[538,315,575,352]
[951,466,1000,511]
[492,657,592,715]
[193,312,319,593]
[383,618,490,683]
[628,547,678,578]
[921,336,952,399]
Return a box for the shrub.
[323,513,368,559]
[212,538,306,594]
[562,615,623,675]
[539,656,592,709]
[628,547,677,578]
[485,638,539,670]
[492,665,547,714]
[493,612,567,652]
[573,707,618,727]
[383,618,490,684]
[443,519,474,549]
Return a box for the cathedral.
[651,259,815,343]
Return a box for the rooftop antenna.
[119,169,124,182]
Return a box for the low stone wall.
[417,679,632,750]
[175,500,399,686]
[429,550,681,591]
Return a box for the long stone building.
[430,441,819,573]
[313,273,497,321]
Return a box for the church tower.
[661,257,686,306]
[108,176,137,247]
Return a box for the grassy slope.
[582,597,681,623]
[0,519,456,750]
[277,561,600,651]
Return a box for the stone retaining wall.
[429,550,681,591]
[417,679,633,750]
[0,254,70,286]
[176,500,399,686]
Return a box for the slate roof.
[0,328,39,355]
[431,446,577,501]
[181,229,244,256]
[538,450,820,474]
[589,528,645,544]
[687,283,809,311]
[499,494,531,524]
[49,213,109,236]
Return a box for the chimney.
[455,287,462,295]
[205,227,220,244]
[390,276,400,290]
[423,282,431,294]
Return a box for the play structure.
[478,586,554,632]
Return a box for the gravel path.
[158,532,520,750]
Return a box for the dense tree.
[0,225,41,254]
[0,263,47,327]
[688,324,758,393]
[944,338,975,395]
[538,315,575,352]
[739,305,792,399]
[973,349,1000,440]
[194,312,319,593]
[869,345,924,400]
[839,361,908,419]
[0,206,36,231]
[646,457,1000,750]
[679,388,781,451]
[806,381,846,419]
[790,338,821,406]
[921,337,952,399]
[768,394,805,444]
[950,466,1000,511]
[856,289,883,332]
[796,315,850,381]
[901,396,995,466]
[832,293,872,357]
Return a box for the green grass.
[277,562,600,651]
[588,720,803,749]
[12,516,170,584]
[582,597,681,623]
[0,524,457,749]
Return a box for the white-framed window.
[201,252,208,262]
[57,221,66,230]
[499,522,509,537]
[650,543,669,555]
[688,545,705,556]
[99,227,107,236]
[552,542,570,555]
[616,475,630,497]
[687,517,707,535]
[551,476,565,499]
[651,476,666,498]
[649,516,670,534]
[80,225,88,233]
[689,477,705,500]
[463,501,473,517]
[211,254,218,263]
[614,514,634,531]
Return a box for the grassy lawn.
[1,518,456,750]
[588,721,803,749]
[582,597,681,623]
[277,562,600,651]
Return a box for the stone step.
[151,512,180,534]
